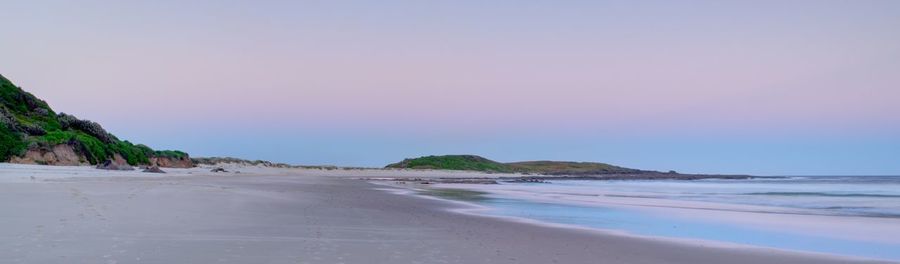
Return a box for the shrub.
[71,132,108,164]
[37,130,77,145]
[388,155,513,172]
[135,144,154,157]
[20,123,46,136]
[57,113,113,143]
[0,74,191,165]
[110,140,151,165]
[0,123,25,161]
[0,107,16,131]
[154,150,188,159]
[0,76,60,131]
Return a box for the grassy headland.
[386,155,644,175]
[386,155,512,172]
[0,74,188,165]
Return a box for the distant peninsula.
[386,155,754,180]
[386,155,641,175]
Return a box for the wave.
[743,192,900,198]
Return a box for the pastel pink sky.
[2,1,898,174]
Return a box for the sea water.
[465,176,900,261]
[540,176,900,217]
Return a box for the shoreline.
[373,180,900,262]
[1,163,895,264]
[411,190,885,263]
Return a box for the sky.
[1,0,898,175]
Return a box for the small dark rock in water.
[143,166,166,173]
[96,160,134,171]
[211,167,228,173]
[509,178,548,183]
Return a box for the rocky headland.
[0,74,192,169]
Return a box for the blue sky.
[1,0,898,175]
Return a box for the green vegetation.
[506,161,639,175]
[0,74,189,165]
[75,132,111,164]
[0,123,26,161]
[386,155,643,176]
[154,150,188,159]
[386,155,513,172]
[35,130,75,145]
[110,141,153,165]
[0,75,60,132]
[26,130,154,165]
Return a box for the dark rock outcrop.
[96,159,134,171]
[142,166,166,173]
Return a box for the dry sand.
[0,164,892,264]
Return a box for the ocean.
[538,176,900,217]
[453,176,900,261]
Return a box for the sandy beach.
[0,164,892,264]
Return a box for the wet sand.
[0,164,891,264]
